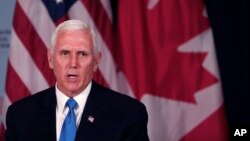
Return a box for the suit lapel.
[34,82,103,141]
[37,87,57,141]
[76,81,103,141]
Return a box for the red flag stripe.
[0,123,5,140]
[13,2,55,86]
[18,0,56,48]
[9,29,49,94]
[55,15,70,26]
[80,0,116,59]
[5,62,31,103]
[1,92,13,130]
[98,0,113,21]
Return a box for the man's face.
[48,29,100,97]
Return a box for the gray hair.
[50,20,99,54]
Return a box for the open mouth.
[67,74,78,79]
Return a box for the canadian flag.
[115,0,228,140]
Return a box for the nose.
[70,54,78,68]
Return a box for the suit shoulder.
[8,87,55,111]
[94,82,146,111]
[93,83,148,128]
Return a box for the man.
[5,20,149,141]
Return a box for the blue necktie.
[59,98,78,141]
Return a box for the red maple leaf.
[116,0,218,104]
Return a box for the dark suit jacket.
[5,81,149,141]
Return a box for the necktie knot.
[66,98,77,110]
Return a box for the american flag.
[0,0,228,140]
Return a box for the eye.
[60,50,70,56]
[78,51,88,57]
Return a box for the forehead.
[55,29,93,45]
[57,29,91,38]
[53,29,93,51]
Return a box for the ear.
[47,48,54,69]
[93,52,101,72]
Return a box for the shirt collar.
[56,81,92,113]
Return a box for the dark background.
[205,0,249,135]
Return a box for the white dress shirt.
[55,82,92,141]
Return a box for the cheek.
[53,64,63,77]
[80,58,94,66]
[54,57,67,67]
[53,59,67,74]
[80,61,95,73]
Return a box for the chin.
[68,87,80,93]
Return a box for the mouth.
[67,74,79,80]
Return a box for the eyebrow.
[59,49,70,52]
